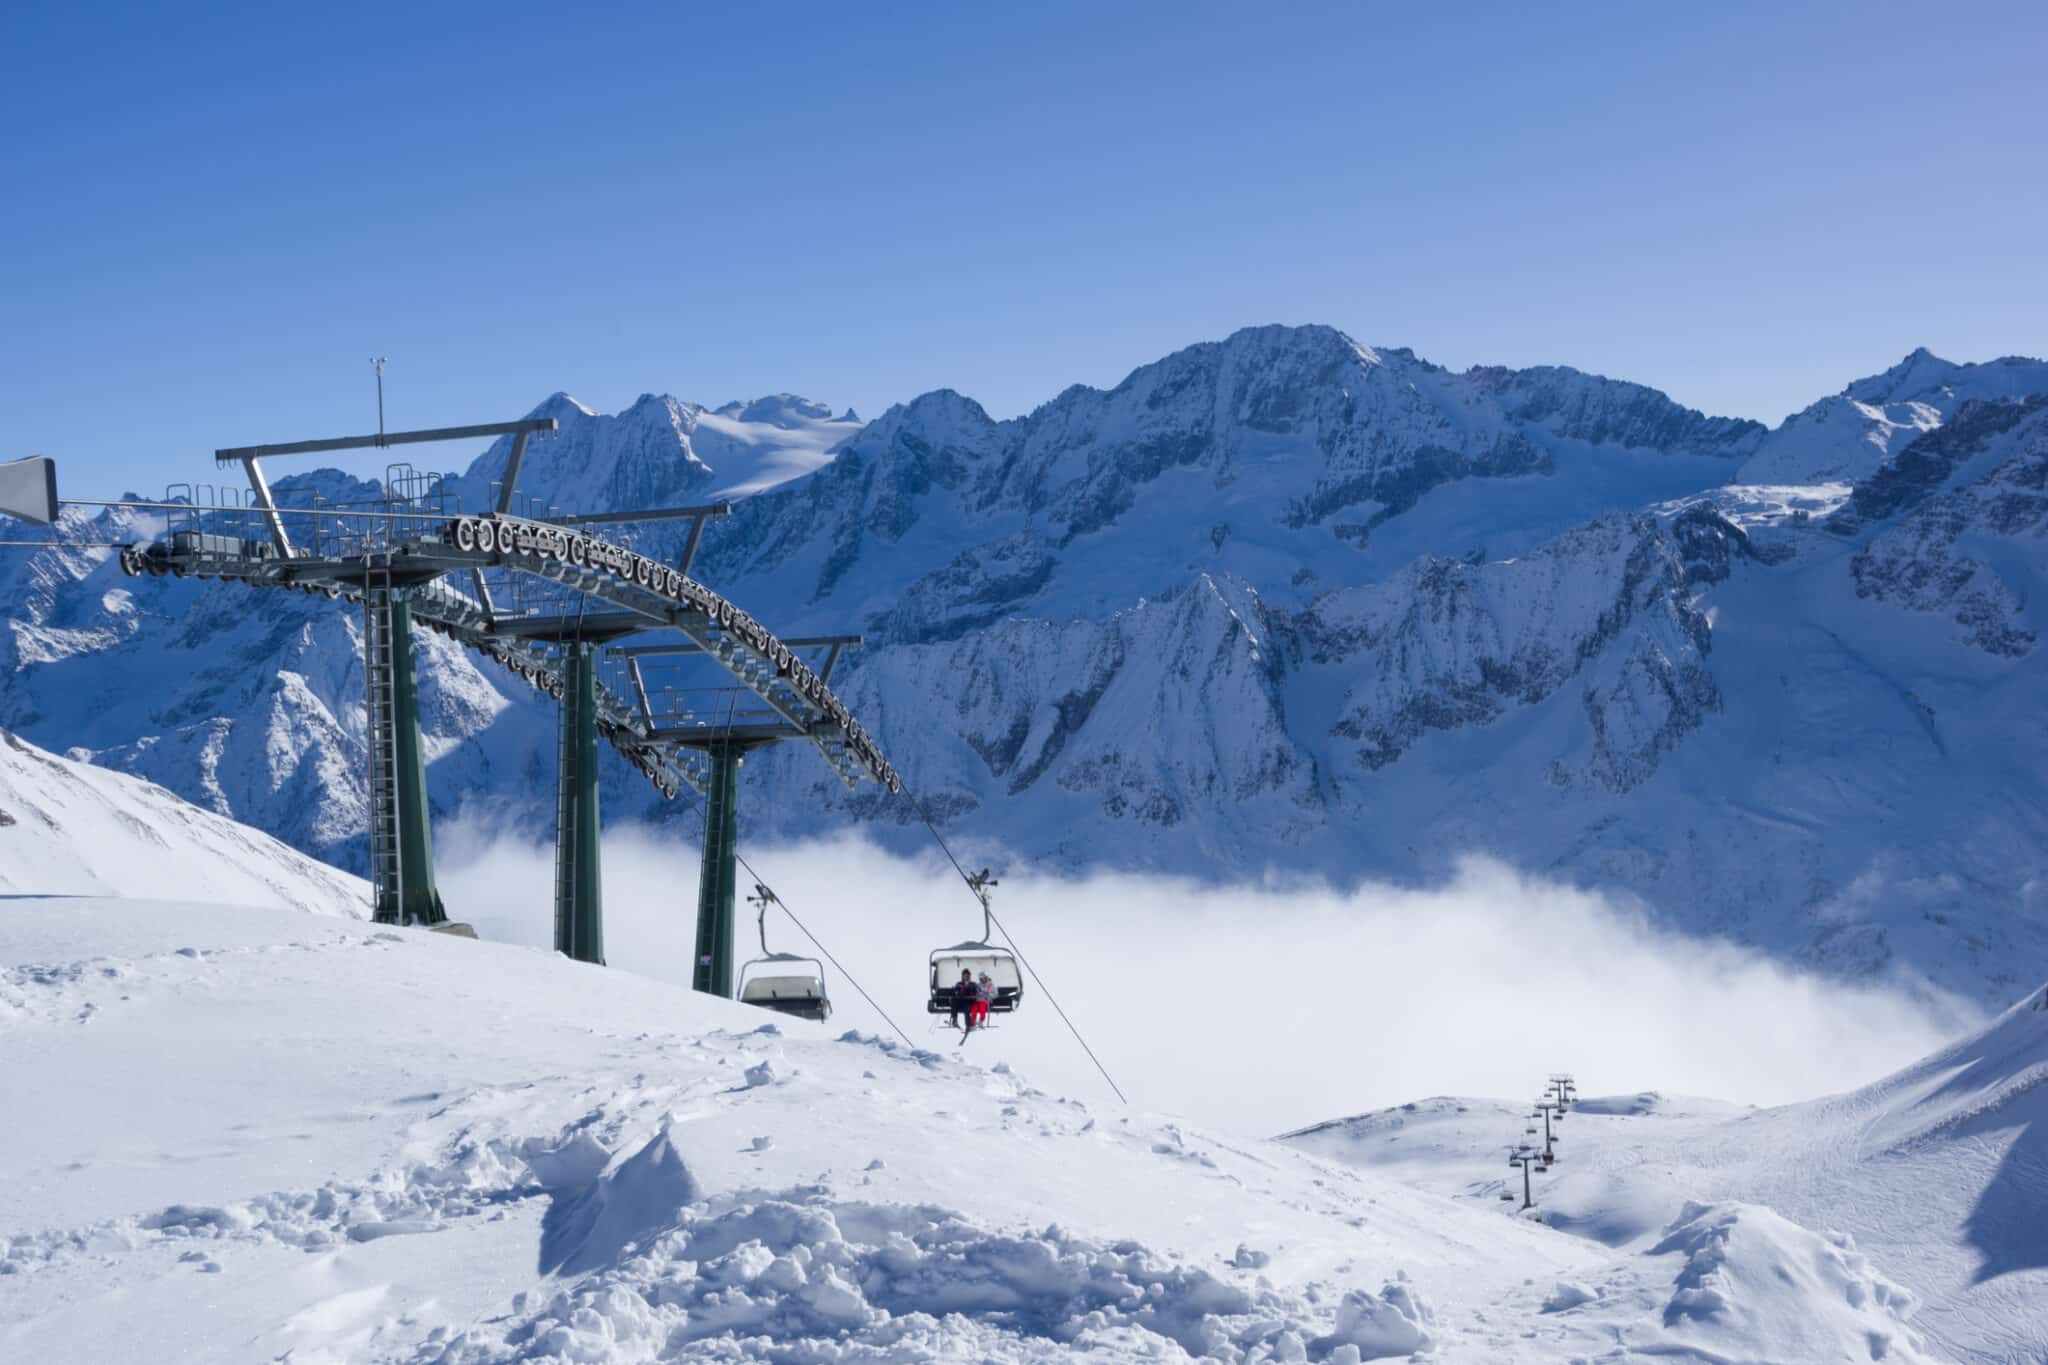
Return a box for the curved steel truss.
[118,511,900,800]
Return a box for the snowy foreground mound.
[0,898,1970,1363]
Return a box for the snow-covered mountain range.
[6,326,2044,1004]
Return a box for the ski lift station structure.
[107,417,902,1002]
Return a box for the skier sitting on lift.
[968,971,994,1031]
[948,968,976,1030]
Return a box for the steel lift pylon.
[554,642,605,963]
[364,579,447,926]
[691,736,744,996]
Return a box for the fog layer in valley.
[437,825,1979,1136]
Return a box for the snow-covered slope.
[7,327,2048,1005]
[1285,979,2048,1363]
[447,390,861,514]
[0,894,1966,1363]
[0,726,362,915]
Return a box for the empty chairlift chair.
[739,953,832,1022]
[737,884,831,1022]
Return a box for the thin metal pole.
[372,357,388,441]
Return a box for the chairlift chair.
[739,953,832,1022]
[925,868,1025,1020]
[736,885,831,1023]
[927,943,1024,1017]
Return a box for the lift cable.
[895,783,1130,1106]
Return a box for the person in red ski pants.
[968,972,994,1030]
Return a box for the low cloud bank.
[436,825,1978,1137]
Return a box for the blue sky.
[4,1,2043,496]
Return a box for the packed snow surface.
[1,891,2004,1362]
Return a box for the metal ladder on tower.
[364,563,405,923]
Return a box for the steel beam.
[549,501,731,527]
[554,645,605,964]
[487,610,663,641]
[653,721,807,746]
[614,634,863,659]
[692,738,746,997]
[494,430,532,515]
[216,417,557,463]
[468,567,497,623]
[627,658,655,724]
[677,513,711,576]
[237,458,294,557]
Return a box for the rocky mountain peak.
[1843,347,1960,405]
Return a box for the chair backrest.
[741,973,825,1005]
[930,951,1022,993]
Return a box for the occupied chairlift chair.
[926,868,1024,1022]
[737,884,832,1023]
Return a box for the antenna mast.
[371,356,389,442]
